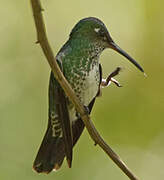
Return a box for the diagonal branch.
[30,1,140,180]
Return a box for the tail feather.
[33,127,65,173]
[33,117,85,173]
[33,98,96,173]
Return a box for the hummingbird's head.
[70,17,113,48]
[70,17,144,73]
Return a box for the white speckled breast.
[68,61,100,123]
[81,63,100,106]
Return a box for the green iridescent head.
[70,17,144,73]
[70,17,113,48]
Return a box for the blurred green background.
[0,0,164,179]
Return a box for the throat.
[70,37,105,58]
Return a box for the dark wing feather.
[72,98,96,146]
[96,64,102,96]
[33,72,73,173]
[55,80,73,167]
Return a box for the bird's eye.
[99,29,105,36]
[99,30,107,41]
[94,28,107,41]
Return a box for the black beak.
[109,41,144,73]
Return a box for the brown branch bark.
[30,1,140,180]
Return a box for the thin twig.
[30,1,140,180]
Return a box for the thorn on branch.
[35,40,40,44]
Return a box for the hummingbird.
[33,17,144,173]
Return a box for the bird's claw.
[101,67,122,88]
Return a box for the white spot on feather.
[94,28,100,33]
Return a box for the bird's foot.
[101,67,122,88]
[83,105,90,115]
